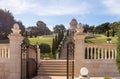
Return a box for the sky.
[0,0,120,30]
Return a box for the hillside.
[85,34,118,44]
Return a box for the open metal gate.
[21,39,38,79]
[67,41,74,79]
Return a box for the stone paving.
[32,76,120,79]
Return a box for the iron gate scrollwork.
[67,41,74,79]
[21,39,38,79]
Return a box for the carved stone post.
[8,23,24,79]
[74,23,86,77]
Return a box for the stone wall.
[80,60,119,77]
[74,23,120,77]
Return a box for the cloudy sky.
[0,0,120,30]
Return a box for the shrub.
[39,43,51,54]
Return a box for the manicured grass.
[29,36,53,48]
[85,34,118,44]
[29,36,54,58]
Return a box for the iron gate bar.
[21,38,38,79]
[67,41,74,79]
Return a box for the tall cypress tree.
[107,30,110,37]
[112,29,115,37]
[52,38,55,55]
[116,28,120,73]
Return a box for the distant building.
[69,18,78,32]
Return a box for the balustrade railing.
[85,44,117,60]
[0,44,10,59]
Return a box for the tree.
[52,38,55,54]
[27,26,38,37]
[27,21,51,36]
[0,9,15,39]
[0,9,25,39]
[39,43,51,54]
[36,21,51,35]
[112,29,115,37]
[53,24,66,33]
[106,30,110,37]
[94,22,110,34]
[116,27,120,73]
[110,21,120,35]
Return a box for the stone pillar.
[8,23,24,79]
[74,23,86,77]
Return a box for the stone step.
[38,72,67,76]
[38,60,74,76]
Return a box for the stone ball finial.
[76,23,84,34]
[77,23,83,29]
[13,23,19,29]
[11,23,21,34]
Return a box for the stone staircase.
[38,60,74,76]
[59,35,74,60]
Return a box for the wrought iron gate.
[67,41,74,79]
[21,39,38,79]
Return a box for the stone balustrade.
[0,44,10,59]
[85,44,117,60]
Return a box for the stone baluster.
[6,48,8,58]
[3,48,4,58]
[0,48,1,58]
[97,48,100,59]
[1,48,3,58]
[91,47,93,59]
[8,48,10,58]
[2,48,3,58]
[87,47,89,59]
[94,47,96,59]
[115,49,117,59]
[101,48,103,59]
[7,48,9,58]
[105,49,107,59]
[4,48,6,58]
[111,49,114,59]
[108,48,111,59]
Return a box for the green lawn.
[29,36,53,48]
[85,34,118,44]
[29,36,54,58]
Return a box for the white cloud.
[0,0,91,16]
[102,0,120,15]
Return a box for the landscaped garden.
[29,36,54,58]
[85,34,118,44]
[29,36,53,48]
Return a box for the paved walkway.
[32,76,120,79]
